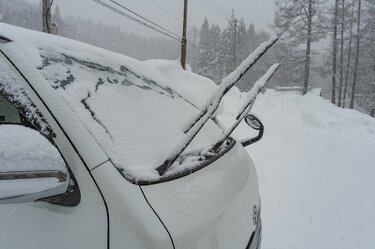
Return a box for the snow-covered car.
[0,23,262,249]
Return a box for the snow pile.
[144,59,249,116]
[144,59,217,109]
[229,90,375,249]
[0,125,66,172]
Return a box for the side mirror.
[0,125,70,205]
[241,114,264,147]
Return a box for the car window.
[0,93,38,131]
[0,93,21,124]
[0,52,54,137]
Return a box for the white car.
[0,23,262,249]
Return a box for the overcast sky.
[26,0,275,37]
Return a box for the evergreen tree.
[219,11,238,75]
[197,18,217,79]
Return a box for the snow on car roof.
[0,24,221,182]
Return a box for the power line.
[91,0,230,58]
[91,0,180,40]
[196,0,228,20]
[145,0,182,22]
[200,0,230,18]
[205,0,231,17]
[107,0,181,39]
[194,0,228,20]
[160,0,183,15]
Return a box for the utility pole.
[42,0,52,33]
[180,0,188,70]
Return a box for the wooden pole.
[181,0,188,70]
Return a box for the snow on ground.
[244,90,375,249]
[149,59,375,248]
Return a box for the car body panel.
[0,48,108,249]
[141,143,260,249]
[91,161,174,249]
[0,41,109,170]
[0,23,262,249]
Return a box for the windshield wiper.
[211,63,280,151]
[156,36,278,176]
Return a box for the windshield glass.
[34,46,223,182]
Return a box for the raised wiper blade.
[155,36,278,176]
[183,36,278,134]
[212,63,280,152]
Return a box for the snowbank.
[236,90,375,249]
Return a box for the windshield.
[34,47,223,183]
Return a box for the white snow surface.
[227,90,375,249]
[144,59,217,109]
[0,125,66,172]
[1,24,374,246]
[0,24,222,181]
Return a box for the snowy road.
[246,91,375,249]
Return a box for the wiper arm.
[211,64,280,152]
[156,36,278,176]
[182,36,278,134]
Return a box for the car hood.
[141,142,260,249]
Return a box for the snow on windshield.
[36,49,223,181]
[0,24,223,182]
[37,48,209,180]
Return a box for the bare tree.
[342,0,355,108]
[303,0,313,95]
[42,0,52,33]
[274,0,325,95]
[338,0,345,107]
[332,0,339,104]
[350,0,361,109]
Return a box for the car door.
[0,52,108,249]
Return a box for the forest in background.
[0,0,374,116]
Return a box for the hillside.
[246,90,375,249]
